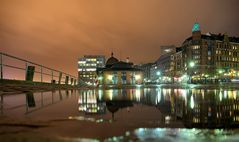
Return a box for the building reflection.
[78,88,239,128]
[78,90,106,114]
[106,100,133,120]
[181,89,239,128]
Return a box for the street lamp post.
[157,71,161,84]
[188,61,195,83]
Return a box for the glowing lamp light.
[157,71,161,76]
[135,75,141,80]
[98,76,103,80]
[189,61,195,68]
[107,75,113,80]
[218,70,223,74]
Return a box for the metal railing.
[0,52,77,85]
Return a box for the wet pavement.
[0,87,239,141]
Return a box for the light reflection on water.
[105,128,239,142]
[78,88,239,128]
[1,88,239,141]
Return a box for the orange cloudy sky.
[0,0,239,76]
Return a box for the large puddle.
[0,87,239,141]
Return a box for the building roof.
[105,52,119,67]
[102,61,142,71]
[98,61,141,72]
[183,33,239,44]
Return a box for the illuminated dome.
[106,52,119,67]
[192,22,200,32]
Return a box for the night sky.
[1,0,239,76]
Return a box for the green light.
[189,62,195,68]
[98,76,103,80]
[218,69,224,74]
[192,22,200,32]
[157,71,161,76]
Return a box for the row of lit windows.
[193,55,200,59]
[192,45,200,49]
[80,75,95,78]
[217,43,239,50]
[192,50,200,54]
[79,63,97,67]
[216,62,239,68]
[216,50,238,56]
[86,58,97,61]
[78,60,103,64]
[78,68,96,71]
[216,56,239,62]
[82,72,95,74]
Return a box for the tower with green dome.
[192,22,200,32]
[192,22,201,40]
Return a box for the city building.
[78,55,105,85]
[154,46,181,83]
[156,53,173,81]
[160,45,177,56]
[182,22,239,83]
[134,63,154,82]
[170,47,184,82]
[97,53,143,86]
[149,63,161,82]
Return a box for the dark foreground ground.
[0,105,183,142]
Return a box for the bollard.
[65,76,69,85]
[25,66,35,81]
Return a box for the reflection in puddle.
[105,128,237,142]
[68,116,112,123]
[1,88,239,141]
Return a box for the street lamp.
[189,61,195,68]
[157,71,161,76]
[188,61,195,84]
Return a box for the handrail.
[0,52,78,85]
[0,52,76,78]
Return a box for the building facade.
[78,55,105,85]
[160,45,177,56]
[97,53,143,86]
[135,63,154,82]
[182,22,239,83]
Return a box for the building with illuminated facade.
[134,63,154,82]
[97,53,143,86]
[78,55,105,85]
[170,48,183,80]
[181,22,239,83]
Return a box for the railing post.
[51,70,53,83]
[40,66,43,82]
[25,61,28,80]
[0,53,3,79]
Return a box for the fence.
[0,52,77,85]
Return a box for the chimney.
[126,57,129,63]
